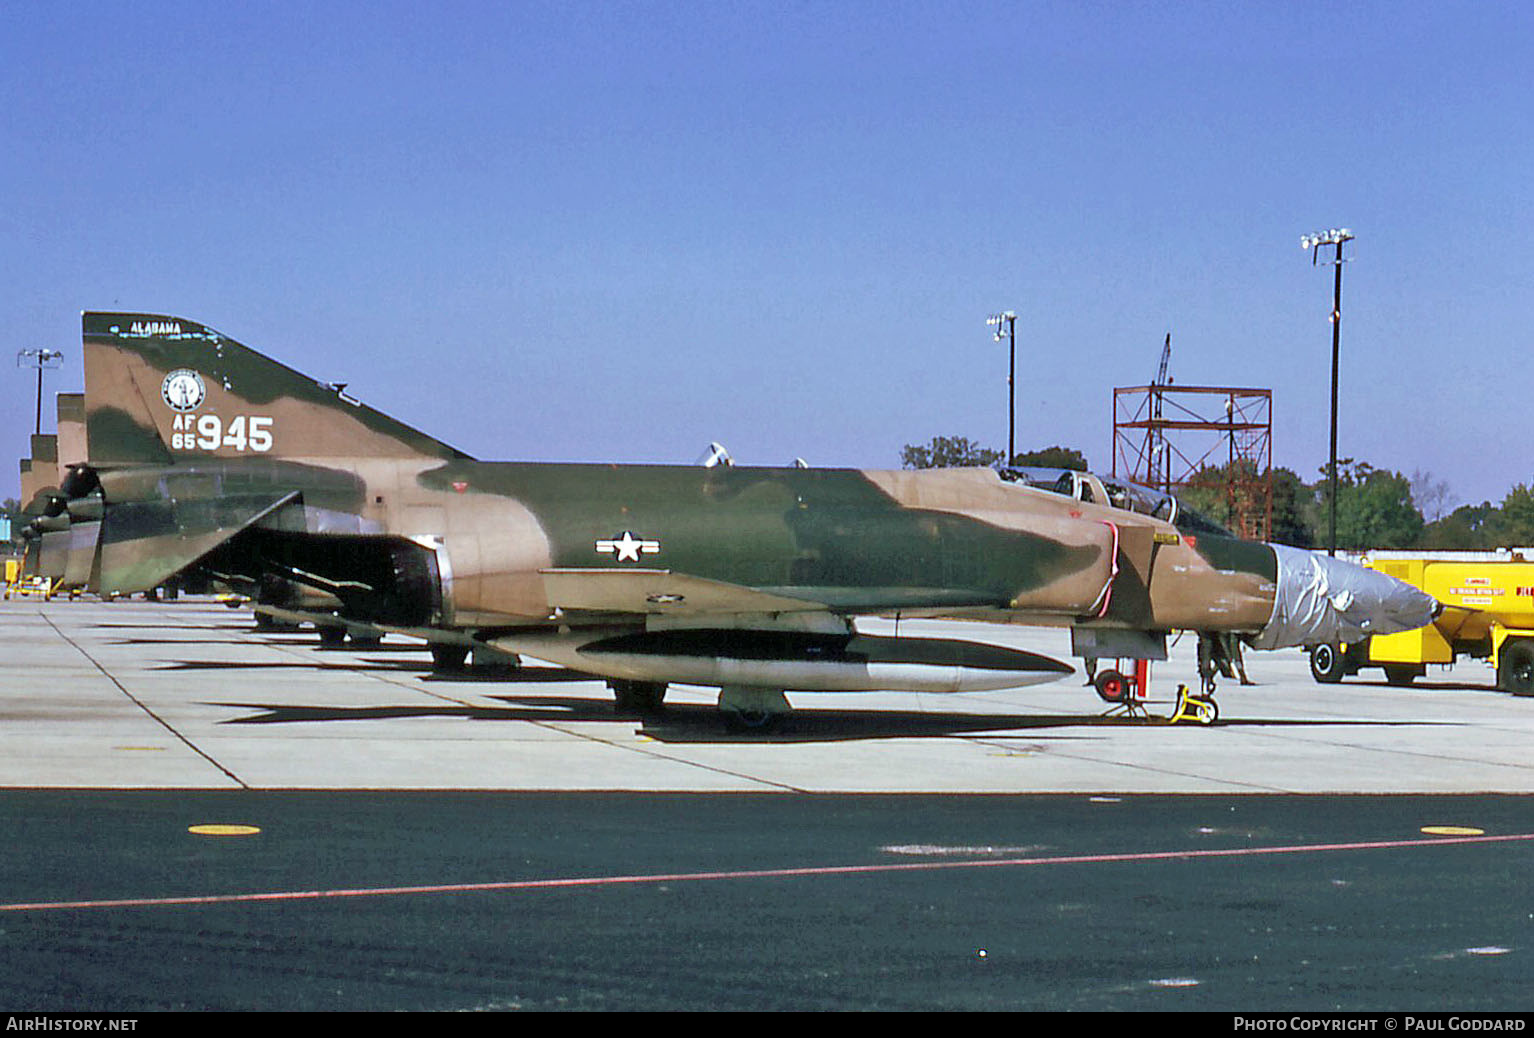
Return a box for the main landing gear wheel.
[717,687,791,733]
[610,679,669,715]
[721,707,780,733]
[430,644,470,673]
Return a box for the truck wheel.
[1497,641,1534,697]
[1309,644,1346,684]
[1382,664,1422,686]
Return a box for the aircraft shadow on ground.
[207,693,1463,743]
[118,637,325,647]
[94,623,255,633]
[156,658,594,683]
[415,665,593,684]
[161,659,426,675]
[260,638,427,653]
[623,708,1463,744]
[157,650,1478,741]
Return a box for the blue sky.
[3,1,1530,512]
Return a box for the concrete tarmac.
[2,597,1531,793]
[1,597,1530,1012]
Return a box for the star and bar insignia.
[595,531,661,563]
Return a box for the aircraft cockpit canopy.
[998,467,1234,538]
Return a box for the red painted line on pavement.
[4,831,1529,913]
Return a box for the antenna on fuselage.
[698,442,733,468]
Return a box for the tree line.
[900,434,1534,551]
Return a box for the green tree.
[1420,501,1498,549]
[1177,465,1231,529]
[1313,460,1424,550]
[1009,445,1089,470]
[1409,469,1452,523]
[1173,460,1310,543]
[1487,483,1534,546]
[900,435,1004,470]
[1420,483,1534,548]
[1269,467,1313,547]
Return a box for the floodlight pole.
[17,348,63,436]
[988,311,1017,464]
[1302,229,1353,557]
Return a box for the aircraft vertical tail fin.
[82,313,473,466]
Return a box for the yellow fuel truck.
[1307,550,1534,695]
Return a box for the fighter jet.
[23,312,1437,727]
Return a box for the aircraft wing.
[540,568,828,616]
[98,490,299,596]
[538,568,1007,617]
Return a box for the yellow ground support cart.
[4,573,53,600]
[1307,550,1534,696]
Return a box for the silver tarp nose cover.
[1250,544,1440,650]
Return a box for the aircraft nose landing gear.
[1093,659,1152,719]
[1091,656,1220,725]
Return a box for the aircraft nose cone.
[1249,544,1440,650]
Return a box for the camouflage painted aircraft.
[19,312,1437,726]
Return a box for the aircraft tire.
[431,644,470,673]
[721,707,780,734]
[1309,644,1346,684]
[611,680,668,715]
[1093,669,1130,703]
